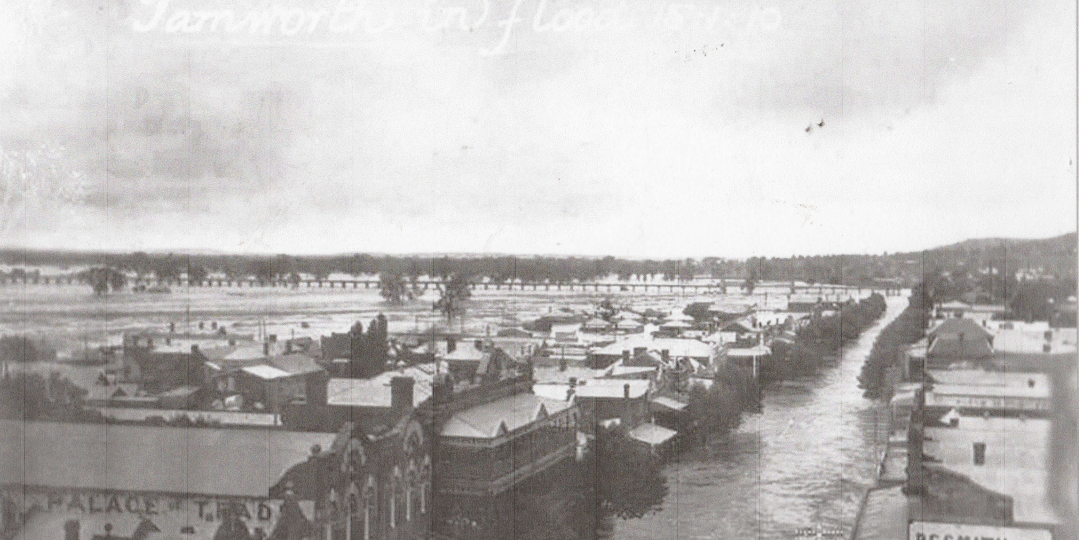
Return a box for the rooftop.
[927,335,994,360]
[440,393,573,439]
[241,364,293,380]
[725,344,772,357]
[650,395,688,412]
[927,369,1049,397]
[592,336,715,359]
[326,365,436,408]
[628,423,678,446]
[533,379,649,400]
[0,420,334,498]
[268,353,325,376]
[927,318,994,341]
[924,416,1055,524]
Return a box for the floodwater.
[1,281,903,539]
[0,281,865,351]
[613,294,908,540]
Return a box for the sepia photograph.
[0,0,1077,538]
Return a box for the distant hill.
[916,232,1076,277]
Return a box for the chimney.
[211,321,218,330]
[198,321,205,330]
[621,350,629,363]
[269,334,277,343]
[165,337,171,346]
[228,338,236,347]
[447,338,457,354]
[169,322,176,333]
[569,377,577,388]
[624,383,631,399]
[263,342,270,356]
[661,350,670,363]
[559,357,567,372]
[191,344,199,354]
[391,377,415,413]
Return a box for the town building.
[429,372,579,539]
[0,420,335,540]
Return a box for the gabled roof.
[926,335,993,360]
[938,300,972,310]
[440,393,572,439]
[326,365,435,408]
[268,353,325,376]
[659,320,692,329]
[0,420,334,498]
[650,396,687,412]
[628,423,678,446]
[242,364,293,380]
[725,345,771,357]
[534,379,649,400]
[926,318,993,340]
[444,342,485,362]
[583,318,612,329]
[591,336,715,359]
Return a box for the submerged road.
[613,294,909,540]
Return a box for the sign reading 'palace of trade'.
[1,487,294,540]
[909,521,1053,540]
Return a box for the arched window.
[363,476,376,540]
[420,455,431,515]
[347,482,360,540]
[407,460,418,522]
[390,466,401,528]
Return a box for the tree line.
[761,293,888,382]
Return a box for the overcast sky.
[1,0,1075,258]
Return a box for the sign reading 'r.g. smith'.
[909,521,1052,540]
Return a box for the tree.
[0,336,53,363]
[249,258,275,284]
[379,272,412,304]
[154,254,181,284]
[742,276,757,294]
[686,365,756,442]
[85,266,126,295]
[187,264,208,285]
[589,425,668,519]
[0,371,103,422]
[435,273,472,320]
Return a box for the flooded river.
[613,294,908,540]
[1,282,904,539]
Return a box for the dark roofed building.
[0,420,334,540]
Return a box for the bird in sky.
[817,119,825,128]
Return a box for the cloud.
[0,0,1073,256]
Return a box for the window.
[406,461,415,522]
[363,476,376,540]
[973,442,986,466]
[390,467,401,528]
[420,456,431,515]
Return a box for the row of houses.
[2,326,591,540]
[852,309,1077,540]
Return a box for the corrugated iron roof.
[0,420,334,498]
